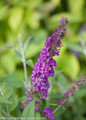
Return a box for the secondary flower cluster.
[30,17,69,99]
[57,76,86,106]
[43,76,86,120]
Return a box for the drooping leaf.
[22,100,35,119]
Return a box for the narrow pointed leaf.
[24,36,32,51]
[26,59,34,68]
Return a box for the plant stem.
[53,99,66,114]
[18,34,28,87]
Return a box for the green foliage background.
[0,0,86,120]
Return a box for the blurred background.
[0,0,86,120]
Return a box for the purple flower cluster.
[20,15,86,120]
[30,17,69,99]
[43,108,55,120]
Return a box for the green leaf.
[1,53,16,73]
[6,46,20,53]
[26,43,44,58]
[14,50,22,61]
[0,94,12,104]
[6,46,22,60]
[49,103,57,106]
[5,88,13,99]
[0,5,8,20]
[8,7,23,31]
[57,74,70,93]
[26,59,34,68]
[27,0,42,10]
[66,44,83,52]
[50,0,60,7]
[54,70,63,76]
[24,36,32,51]
[74,89,86,99]
[68,0,84,17]
[25,29,48,58]
[7,45,22,61]
[35,112,41,120]
[26,11,41,29]
[55,52,80,79]
[0,74,23,88]
[22,100,35,119]
[32,28,48,44]
[8,95,18,112]
[62,106,66,110]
